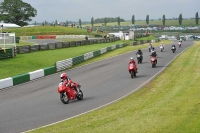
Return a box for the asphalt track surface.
[25,39,58,44]
[0,40,193,133]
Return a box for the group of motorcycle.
[172,41,182,53]
[57,41,183,104]
[128,41,182,78]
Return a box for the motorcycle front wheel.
[131,71,134,78]
[60,92,69,104]
[77,90,83,100]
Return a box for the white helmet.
[130,57,134,61]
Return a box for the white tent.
[0,23,21,29]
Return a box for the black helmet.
[138,49,141,52]
[152,47,155,50]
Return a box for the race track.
[0,40,193,133]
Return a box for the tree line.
[0,0,199,27]
[132,13,199,26]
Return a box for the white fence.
[0,33,16,48]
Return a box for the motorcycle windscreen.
[128,63,135,70]
[58,82,64,93]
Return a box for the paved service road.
[0,41,193,133]
[25,39,57,44]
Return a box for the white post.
[14,33,16,47]
[4,33,5,48]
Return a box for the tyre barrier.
[15,37,120,54]
[84,52,94,60]
[56,58,73,72]
[56,43,127,72]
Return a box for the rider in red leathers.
[60,73,80,93]
[128,57,138,73]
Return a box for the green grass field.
[2,26,92,36]
[28,41,200,133]
[135,35,156,41]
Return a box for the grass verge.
[28,41,200,133]
[2,26,93,36]
[135,35,156,41]
[17,40,37,46]
[0,40,124,79]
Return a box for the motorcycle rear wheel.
[152,63,156,68]
[60,92,69,104]
[137,59,140,64]
[140,58,142,63]
[77,90,83,100]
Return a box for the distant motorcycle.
[178,42,181,47]
[136,53,143,64]
[150,56,157,68]
[160,45,164,52]
[128,63,137,78]
[171,46,176,53]
[58,80,83,104]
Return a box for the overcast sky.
[21,0,200,23]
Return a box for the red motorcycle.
[128,63,137,78]
[150,56,157,68]
[58,80,83,104]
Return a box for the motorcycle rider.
[160,43,164,50]
[128,57,138,73]
[151,47,157,63]
[148,43,152,52]
[60,73,80,93]
[171,43,176,51]
[137,49,143,55]
[136,49,143,61]
[178,41,181,46]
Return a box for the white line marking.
[23,43,193,133]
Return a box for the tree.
[0,0,37,26]
[44,20,47,26]
[117,16,120,26]
[79,19,81,27]
[104,17,107,26]
[195,12,199,25]
[94,17,125,23]
[55,20,58,25]
[91,17,94,27]
[132,15,135,24]
[146,15,149,25]
[66,20,68,27]
[178,13,182,25]
[162,15,166,26]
